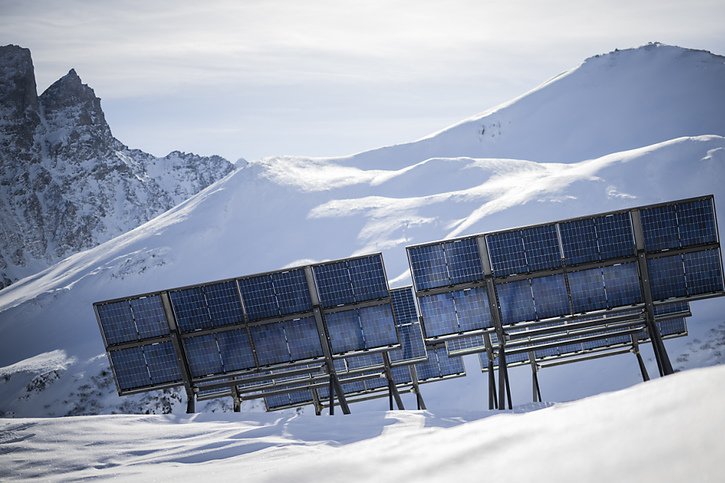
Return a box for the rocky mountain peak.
[0,45,237,289]
[39,67,117,158]
[0,45,40,158]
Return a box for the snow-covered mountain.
[0,45,237,288]
[0,43,724,418]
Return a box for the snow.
[0,42,724,423]
[2,364,724,482]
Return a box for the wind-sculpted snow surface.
[1,365,723,482]
[1,43,725,417]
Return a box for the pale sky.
[1,0,724,162]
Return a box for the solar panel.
[325,305,398,354]
[109,341,183,392]
[96,295,169,346]
[313,254,388,307]
[415,346,466,381]
[388,287,428,364]
[407,237,484,291]
[237,268,312,322]
[641,198,718,252]
[418,287,492,337]
[487,224,561,277]
[182,328,257,378]
[248,316,324,366]
[407,196,722,342]
[169,280,244,333]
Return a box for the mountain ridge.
[0,44,238,288]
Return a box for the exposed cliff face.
[0,45,237,287]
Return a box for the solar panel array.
[407,196,723,341]
[95,254,398,395]
[94,195,723,413]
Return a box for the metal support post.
[409,365,426,410]
[160,292,197,414]
[528,351,542,403]
[305,267,351,415]
[631,336,650,382]
[483,333,498,410]
[232,385,241,412]
[382,352,405,410]
[631,210,674,377]
[312,388,323,416]
[477,236,510,411]
[185,387,196,414]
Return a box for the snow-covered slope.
[0,43,724,417]
[0,45,237,288]
[2,364,724,482]
[321,43,725,169]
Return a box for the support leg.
[529,351,541,403]
[382,352,404,410]
[497,343,509,410]
[185,387,196,414]
[409,365,426,410]
[232,386,241,413]
[632,336,650,382]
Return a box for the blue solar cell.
[97,300,137,345]
[568,268,607,313]
[418,293,458,337]
[281,317,324,361]
[648,255,687,300]
[602,263,642,307]
[446,334,485,355]
[183,333,224,377]
[265,389,314,410]
[596,213,636,260]
[641,199,718,252]
[487,231,527,276]
[418,287,491,337]
[169,287,212,332]
[684,249,724,296]
[348,255,389,302]
[654,301,689,317]
[110,342,182,391]
[641,204,679,251]
[416,347,465,381]
[531,274,570,319]
[558,213,634,265]
[389,322,427,362]
[445,238,485,285]
[392,365,413,384]
[202,281,245,327]
[143,342,183,384]
[344,352,384,370]
[454,287,493,331]
[216,329,256,372]
[250,322,290,366]
[391,287,418,325]
[487,225,561,276]
[238,269,312,322]
[170,281,244,333]
[677,198,718,247]
[521,225,562,272]
[110,346,150,390]
[559,218,599,265]
[314,255,388,307]
[656,318,687,337]
[408,244,449,291]
[358,304,398,348]
[325,310,364,354]
[129,295,169,340]
[497,279,536,325]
